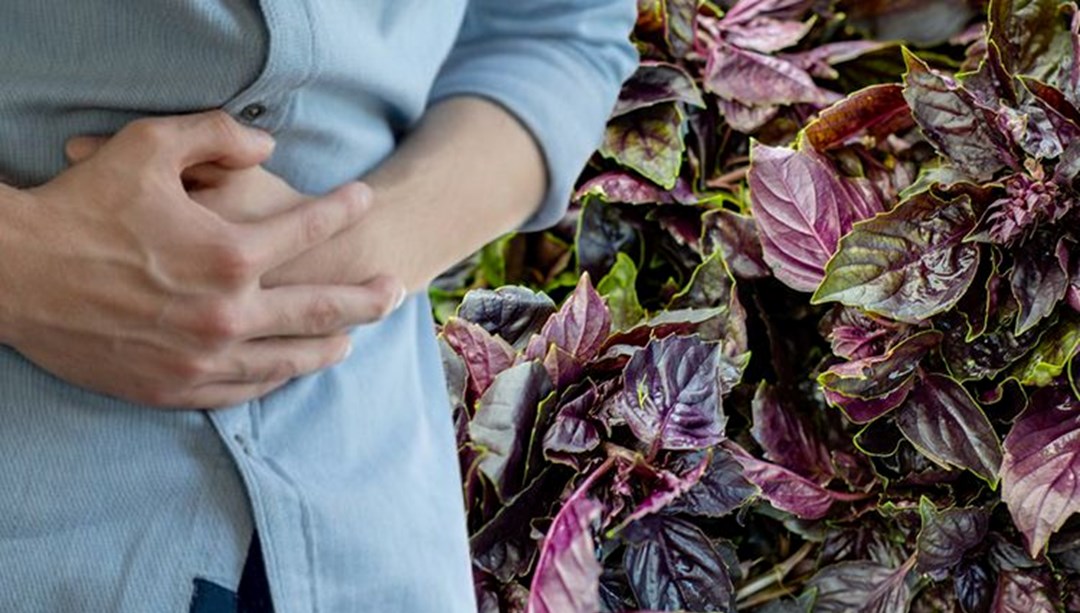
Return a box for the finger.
[115,110,275,171]
[181,163,231,189]
[209,334,353,386]
[237,182,374,273]
[171,379,290,410]
[243,277,404,339]
[65,136,109,164]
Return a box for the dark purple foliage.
[615,335,726,452]
[526,468,607,613]
[813,192,980,322]
[622,516,736,611]
[1002,386,1080,557]
[895,373,1003,485]
[748,143,882,291]
[915,497,990,577]
[438,1,1080,609]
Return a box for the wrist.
[0,186,37,347]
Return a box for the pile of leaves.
[433,0,1080,610]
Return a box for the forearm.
[264,97,546,293]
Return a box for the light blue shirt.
[0,2,637,611]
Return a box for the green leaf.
[600,102,686,189]
[1009,314,1080,386]
[812,193,980,323]
[597,252,646,331]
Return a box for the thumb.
[65,136,109,164]
[113,111,276,172]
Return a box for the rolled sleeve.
[428,1,640,233]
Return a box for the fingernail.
[340,341,353,362]
[252,129,276,151]
[393,286,408,311]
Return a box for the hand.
[1,111,404,409]
[66,136,362,287]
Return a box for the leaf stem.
[734,541,815,607]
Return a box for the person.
[0,2,638,612]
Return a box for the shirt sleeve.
[427,1,640,233]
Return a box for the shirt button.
[239,103,267,122]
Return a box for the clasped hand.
[0,111,403,409]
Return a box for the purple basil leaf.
[439,336,468,418]
[722,441,838,519]
[820,307,905,361]
[955,560,995,613]
[721,0,813,24]
[527,470,607,613]
[804,83,915,152]
[470,362,554,501]
[1011,235,1070,335]
[720,16,811,54]
[1002,385,1080,557]
[782,40,893,80]
[705,41,836,108]
[542,385,601,460]
[702,208,771,280]
[820,330,941,404]
[575,172,697,206]
[443,317,518,399]
[991,568,1062,613]
[902,49,1017,181]
[849,0,975,45]
[664,0,700,58]
[600,102,687,190]
[749,143,883,292]
[666,446,758,517]
[895,373,1004,485]
[989,0,1073,80]
[457,286,557,350]
[615,335,726,451]
[622,516,736,612]
[938,306,1044,382]
[594,307,726,375]
[813,192,980,323]
[751,383,835,484]
[915,497,990,577]
[472,468,565,582]
[716,97,781,132]
[541,345,585,392]
[1021,77,1080,142]
[820,519,909,568]
[826,381,917,426]
[805,559,916,613]
[618,454,710,526]
[536,273,612,363]
[575,196,641,283]
[613,61,706,118]
[755,592,816,613]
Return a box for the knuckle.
[265,357,301,382]
[207,242,256,286]
[124,118,172,148]
[306,294,343,332]
[195,300,245,344]
[205,111,244,146]
[300,206,334,244]
[169,355,215,384]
